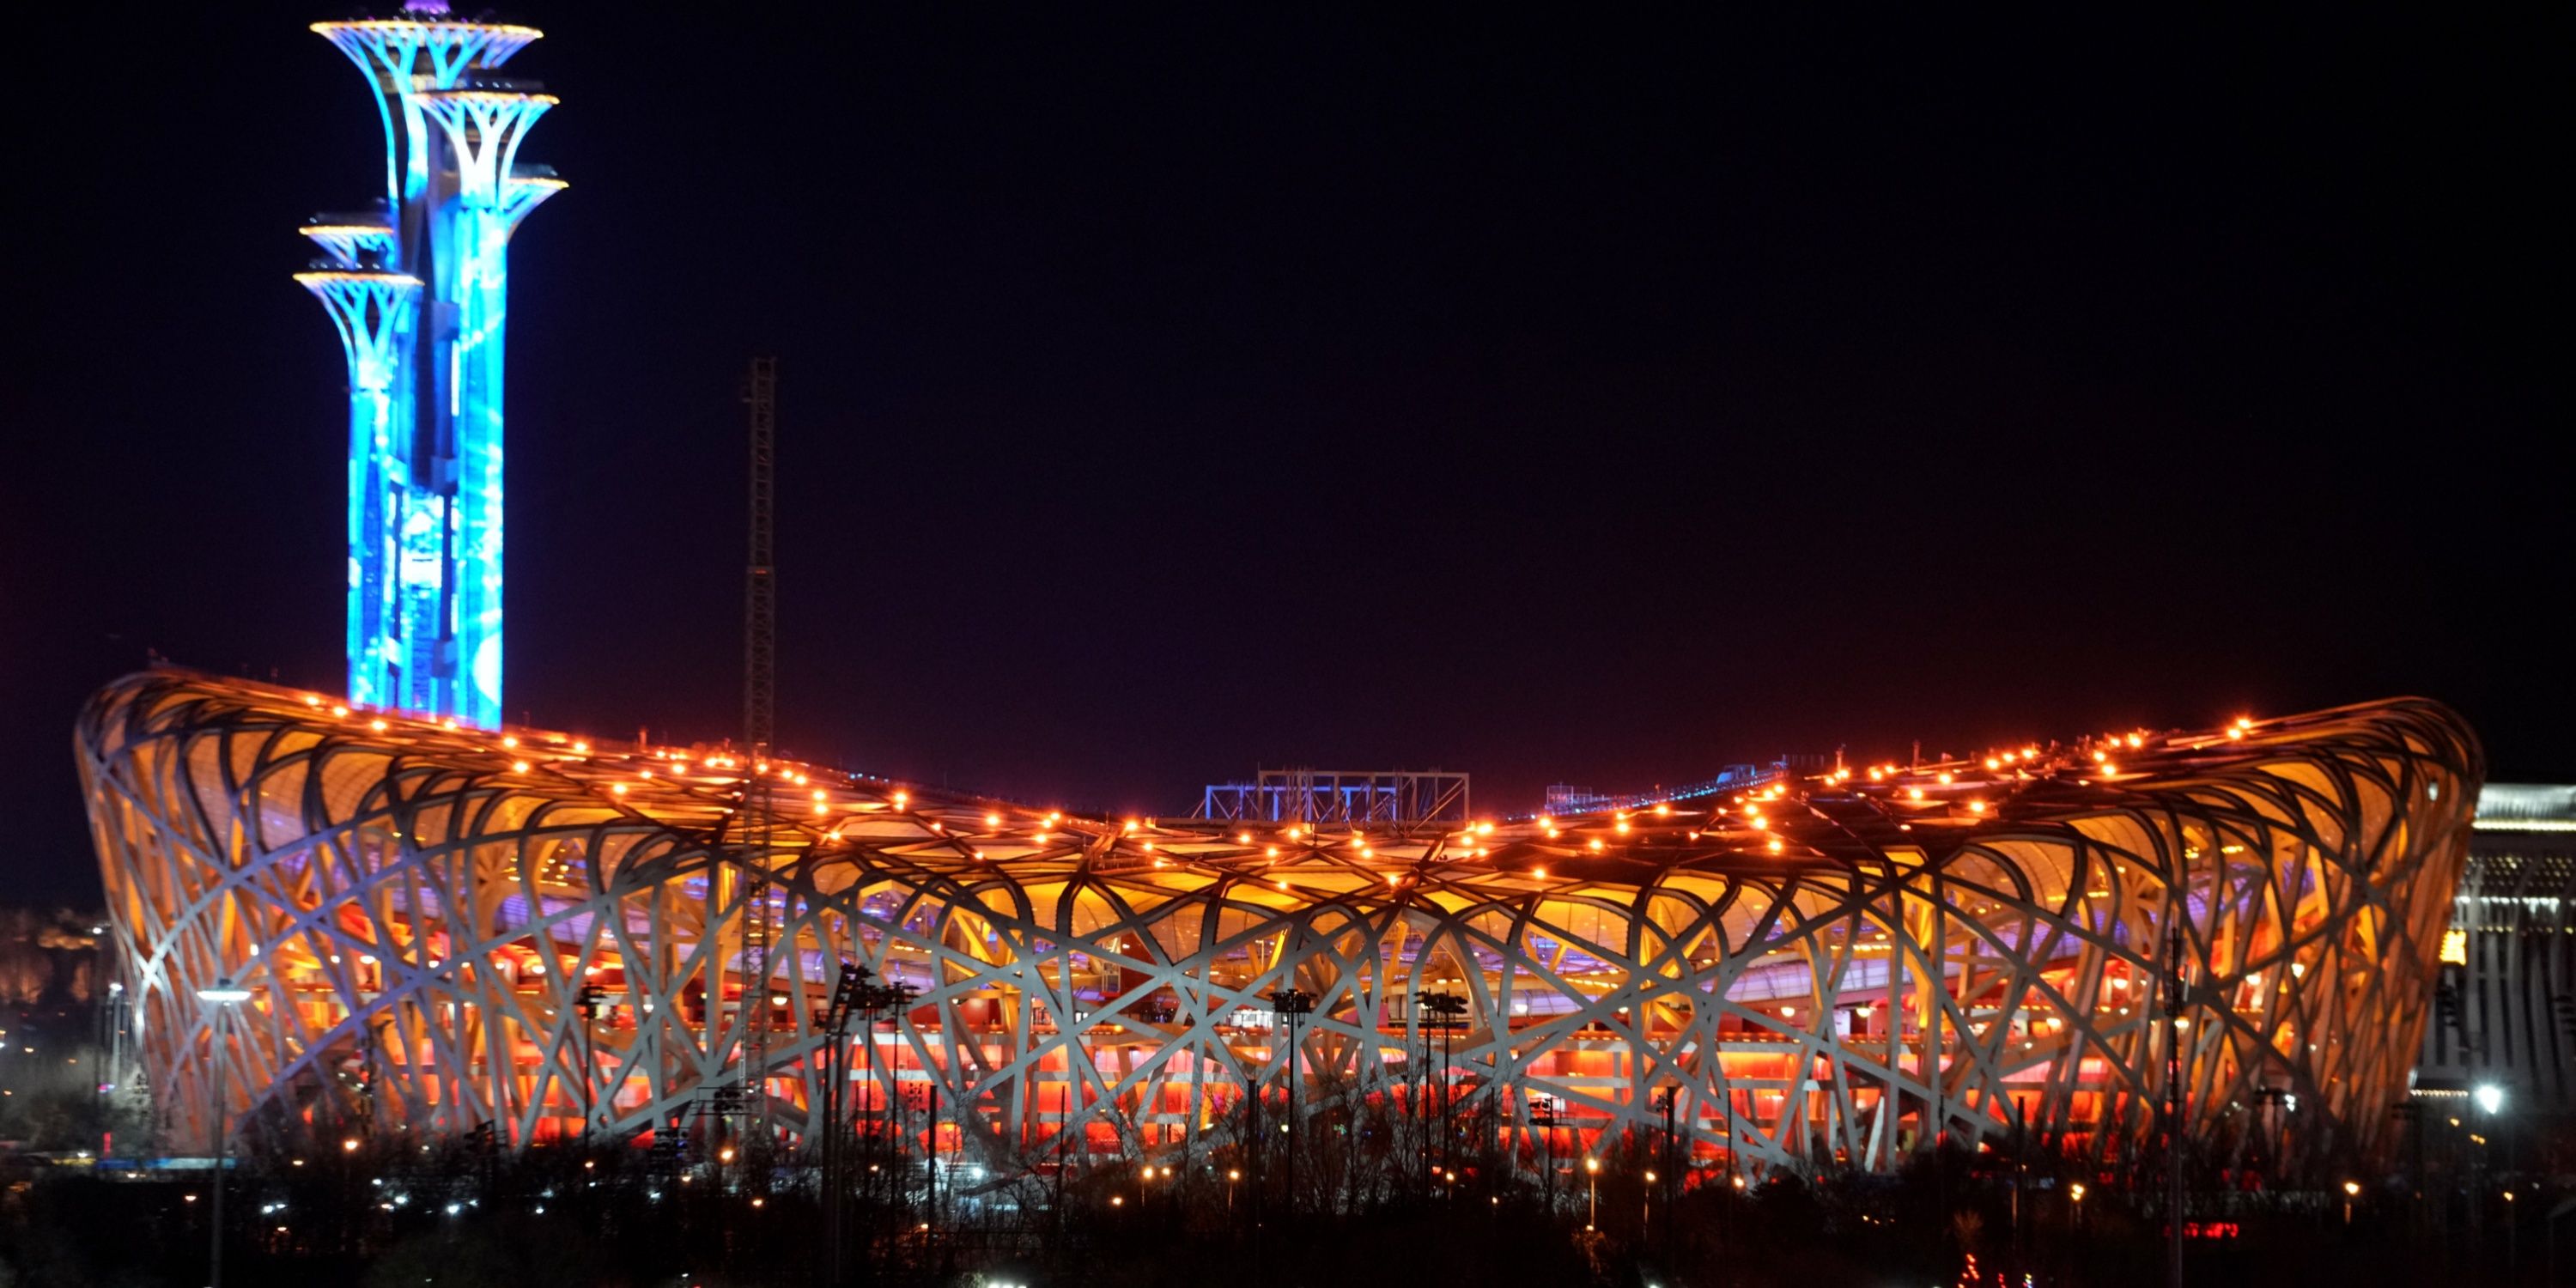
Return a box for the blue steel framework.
[298,9,561,729]
[82,671,2478,1185]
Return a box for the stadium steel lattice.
[80,671,2477,1181]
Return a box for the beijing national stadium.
[75,3,2483,1194]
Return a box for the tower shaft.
[303,16,560,728]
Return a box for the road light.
[1585,1156,1600,1230]
[2343,1179,2360,1224]
[197,979,252,1288]
[2476,1083,2506,1116]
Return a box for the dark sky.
[4,3,2567,908]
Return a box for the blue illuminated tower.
[299,3,562,727]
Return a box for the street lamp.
[197,979,253,1288]
[2342,1179,2360,1224]
[1584,1156,1599,1230]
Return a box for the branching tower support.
[301,4,562,728]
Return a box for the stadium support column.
[296,268,419,711]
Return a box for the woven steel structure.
[80,671,2477,1179]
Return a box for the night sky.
[4,3,2566,908]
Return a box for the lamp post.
[1651,1085,1678,1257]
[2471,1084,2511,1276]
[819,960,868,1288]
[197,979,252,1288]
[574,981,605,1148]
[2342,1179,2360,1225]
[1529,1096,1560,1218]
[1584,1155,1599,1231]
[1414,988,1467,1190]
[1266,987,1315,1220]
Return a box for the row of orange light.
[293,688,2264,860]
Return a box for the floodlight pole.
[1267,987,1315,1220]
[1531,1095,1560,1218]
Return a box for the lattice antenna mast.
[738,356,780,1142]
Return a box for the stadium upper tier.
[79,669,2478,1180]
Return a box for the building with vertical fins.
[2414,783,2576,1106]
[297,3,561,729]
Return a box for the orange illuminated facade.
[79,670,2477,1179]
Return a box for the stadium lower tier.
[79,671,2478,1179]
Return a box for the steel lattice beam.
[79,671,2476,1184]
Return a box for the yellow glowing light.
[1984,757,2000,770]
[1532,867,1548,879]
[1766,838,1783,854]
[304,696,323,707]
[572,741,589,754]
[611,784,628,796]
[331,705,350,718]
[369,719,388,732]
[1907,787,1925,801]
[892,791,908,808]
[1237,831,1253,843]
[1868,768,1884,781]
[1588,839,1604,852]
[2439,927,2468,965]
[1477,821,1495,835]
[502,735,519,748]
[2126,733,2143,749]
[1967,800,1987,815]
[985,812,1002,826]
[1936,772,1953,785]
[512,761,531,774]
